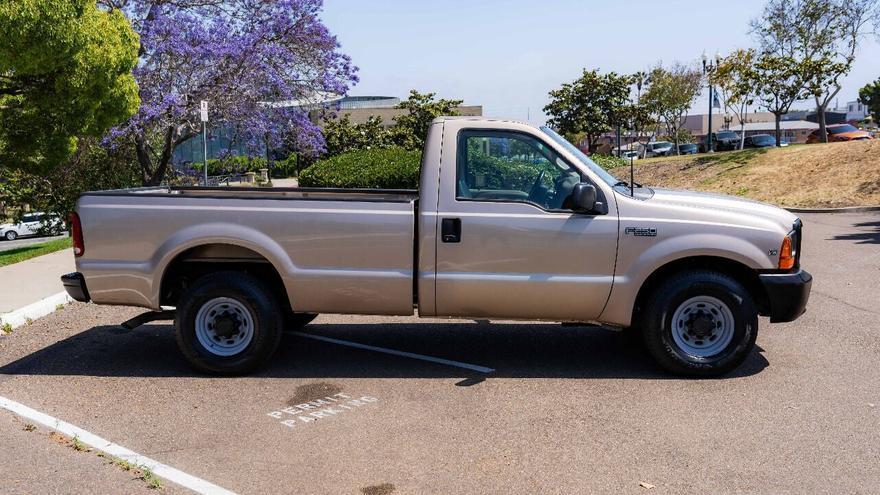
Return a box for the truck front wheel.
[640,270,758,377]
[175,271,283,375]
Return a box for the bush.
[462,151,556,191]
[589,154,628,171]
[298,147,421,189]
[271,153,299,178]
[192,156,267,175]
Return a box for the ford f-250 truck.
[61,117,812,376]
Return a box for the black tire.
[5,231,17,241]
[175,271,283,375]
[640,270,758,377]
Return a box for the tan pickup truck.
[62,117,811,376]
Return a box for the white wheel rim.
[671,295,735,358]
[194,297,255,357]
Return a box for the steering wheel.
[528,170,546,200]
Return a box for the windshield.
[829,124,858,134]
[752,135,774,143]
[716,131,738,139]
[540,126,619,187]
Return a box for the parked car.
[641,141,674,157]
[743,134,777,148]
[613,149,640,160]
[677,143,698,155]
[0,212,63,241]
[806,124,874,143]
[700,131,742,152]
[64,117,812,378]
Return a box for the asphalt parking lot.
[0,211,878,494]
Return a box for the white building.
[837,100,869,121]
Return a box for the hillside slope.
[609,140,880,208]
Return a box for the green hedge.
[298,147,422,189]
[463,152,556,190]
[192,156,267,175]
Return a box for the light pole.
[702,52,720,153]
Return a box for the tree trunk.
[774,113,782,147]
[815,97,828,143]
[136,126,176,186]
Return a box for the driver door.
[433,128,618,321]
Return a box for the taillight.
[778,235,794,270]
[69,212,84,257]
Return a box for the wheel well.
[632,256,769,325]
[159,244,291,313]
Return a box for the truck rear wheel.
[175,271,282,375]
[640,270,758,377]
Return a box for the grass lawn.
[0,237,72,267]
[609,139,880,208]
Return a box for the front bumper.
[759,269,812,323]
[61,272,90,303]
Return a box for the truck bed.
[75,186,419,315]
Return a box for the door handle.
[441,218,461,243]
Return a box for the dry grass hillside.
[608,139,880,208]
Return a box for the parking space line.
[0,395,237,495]
[291,331,495,373]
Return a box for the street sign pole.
[200,101,209,186]
[203,122,208,186]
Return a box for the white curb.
[0,291,72,330]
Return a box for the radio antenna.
[630,151,635,197]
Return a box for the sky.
[320,0,880,125]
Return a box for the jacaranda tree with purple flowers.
[101,0,357,185]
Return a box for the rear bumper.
[61,272,90,303]
[759,269,812,323]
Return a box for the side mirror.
[570,182,598,212]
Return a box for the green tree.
[642,63,702,154]
[751,53,810,147]
[0,138,140,221]
[621,71,658,158]
[391,90,463,150]
[0,0,139,173]
[859,78,880,122]
[543,69,633,153]
[751,0,880,143]
[712,49,759,148]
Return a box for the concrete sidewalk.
[0,248,75,317]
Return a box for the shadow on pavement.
[830,220,880,245]
[0,321,768,380]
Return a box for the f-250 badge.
[625,227,658,237]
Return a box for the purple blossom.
[103,0,358,185]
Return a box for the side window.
[456,131,582,210]
[21,215,34,223]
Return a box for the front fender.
[598,232,776,327]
